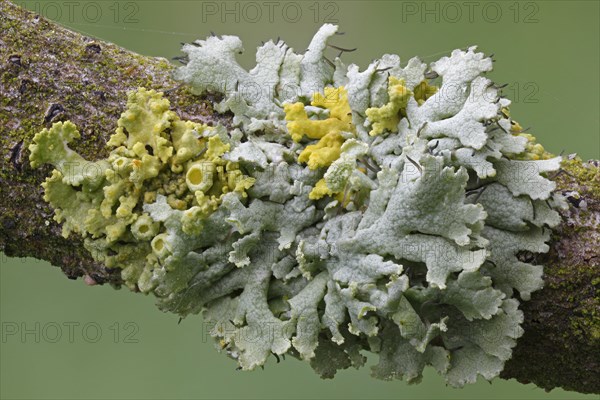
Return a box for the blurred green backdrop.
[1,1,598,399]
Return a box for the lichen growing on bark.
[27,24,570,387]
[0,1,597,394]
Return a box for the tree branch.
[1,1,597,394]
[501,157,599,393]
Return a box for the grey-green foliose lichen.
[28,24,566,386]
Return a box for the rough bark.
[501,158,599,394]
[1,1,598,394]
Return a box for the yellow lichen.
[107,88,175,163]
[298,132,345,170]
[413,80,438,105]
[505,112,554,161]
[284,86,354,169]
[366,76,412,136]
[309,178,354,205]
[29,88,256,291]
[309,178,334,200]
[205,135,231,160]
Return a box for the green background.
[1,1,598,399]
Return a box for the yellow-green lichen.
[28,87,255,291]
[365,76,412,136]
[29,121,109,189]
[309,178,335,200]
[505,117,554,161]
[307,139,371,203]
[298,131,346,170]
[284,86,354,169]
[413,80,438,105]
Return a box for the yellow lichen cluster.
[284,86,354,169]
[413,80,438,105]
[309,179,357,203]
[285,79,438,202]
[309,178,336,200]
[104,88,254,231]
[366,76,412,136]
[505,112,553,161]
[366,77,437,136]
[29,88,255,290]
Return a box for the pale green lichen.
[29,25,566,387]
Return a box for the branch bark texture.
[0,1,598,394]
